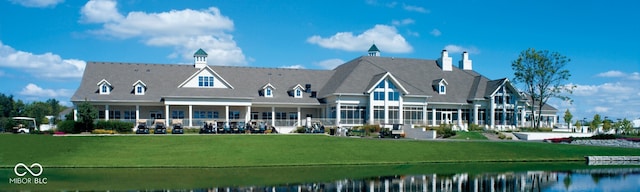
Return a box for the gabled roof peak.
[194,48,208,56]
[368,44,380,52]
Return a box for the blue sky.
[0,0,638,122]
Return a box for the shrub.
[95,120,134,133]
[184,128,200,134]
[590,134,617,140]
[468,123,483,131]
[56,120,83,134]
[498,133,506,139]
[295,126,305,133]
[426,124,456,138]
[91,129,115,134]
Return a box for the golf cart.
[171,119,183,134]
[378,124,405,139]
[250,121,266,133]
[199,121,216,134]
[11,117,36,134]
[237,121,246,133]
[153,119,167,134]
[135,119,150,134]
[305,121,325,133]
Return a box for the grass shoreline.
[2,134,640,168]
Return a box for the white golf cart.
[11,117,37,134]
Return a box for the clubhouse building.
[71,45,558,131]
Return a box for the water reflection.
[198,168,639,192]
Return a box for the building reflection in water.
[197,171,560,192]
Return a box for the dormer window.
[439,84,446,94]
[266,88,273,97]
[133,80,147,95]
[432,78,448,95]
[97,79,112,95]
[289,84,306,98]
[262,83,275,98]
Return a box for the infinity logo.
[14,163,43,177]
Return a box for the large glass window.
[374,91,385,100]
[124,110,136,120]
[229,111,240,119]
[172,110,185,119]
[193,111,217,119]
[388,91,400,101]
[198,76,214,87]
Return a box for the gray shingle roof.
[318,56,495,103]
[72,62,332,105]
[71,55,557,112]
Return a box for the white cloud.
[592,106,610,113]
[391,18,414,26]
[307,25,413,53]
[280,65,305,69]
[81,0,247,66]
[630,72,640,80]
[0,41,86,79]
[402,4,429,13]
[19,83,72,98]
[0,70,4,77]
[406,30,420,37]
[596,70,625,78]
[80,0,122,23]
[443,44,479,54]
[9,0,63,8]
[565,81,640,119]
[430,29,441,37]
[314,59,345,70]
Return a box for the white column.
[271,106,275,127]
[246,106,252,122]
[422,104,428,126]
[297,107,301,127]
[431,108,436,126]
[521,108,526,127]
[490,97,495,129]
[369,93,374,124]
[398,96,404,124]
[105,105,110,121]
[336,102,341,126]
[73,108,78,121]
[473,104,479,125]
[225,105,230,123]
[383,96,389,125]
[165,104,169,124]
[457,107,463,129]
[188,105,193,127]
[135,105,140,124]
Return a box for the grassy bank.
[1,134,640,168]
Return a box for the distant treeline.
[0,93,67,130]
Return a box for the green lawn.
[1,134,639,168]
[450,131,489,140]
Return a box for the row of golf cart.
[135,119,183,134]
[199,121,277,134]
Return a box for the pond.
[1,162,639,191]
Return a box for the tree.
[563,109,573,131]
[511,48,574,129]
[590,114,602,133]
[25,101,51,127]
[619,118,633,135]
[77,101,98,132]
[575,120,582,132]
[0,93,15,117]
[602,119,612,133]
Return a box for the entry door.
[441,112,452,124]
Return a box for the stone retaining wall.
[571,139,640,148]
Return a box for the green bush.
[57,120,83,134]
[95,120,134,133]
[498,133,506,139]
[590,134,617,140]
[468,123,483,131]
[294,126,305,133]
[426,124,456,138]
